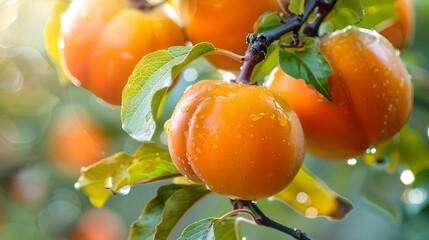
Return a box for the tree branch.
[233,200,313,240]
[236,0,338,83]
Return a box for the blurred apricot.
[68,209,126,240]
[379,0,415,49]
[47,107,108,175]
[173,0,281,70]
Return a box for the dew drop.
[196,148,202,154]
[118,185,131,195]
[278,113,289,127]
[250,113,265,121]
[183,130,188,138]
[212,144,218,149]
[163,119,173,135]
[214,134,221,142]
[181,105,190,112]
[198,133,203,139]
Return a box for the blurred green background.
[1,0,429,239]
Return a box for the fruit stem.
[236,0,338,83]
[234,200,313,240]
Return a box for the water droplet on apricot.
[278,113,289,127]
[250,112,266,121]
[214,134,221,142]
[164,119,173,135]
[181,105,190,112]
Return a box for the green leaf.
[121,43,219,142]
[278,48,332,100]
[326,0,364,29]
[357,0,396,29]
[75,142,180,208]
[178,217,241,240]
[179,218,217,240]
[129,184,210,240]
[326,0,396,31]
[212,219,241,240]
[254,12,283,34]
[275,168,353,220]
[43,0,71,84]
[288,0,305,15]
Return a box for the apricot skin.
[166,80,305,200]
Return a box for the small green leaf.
[213,219,241,240]
[358,0,396,29]
[178,217,241,240]
[43,0,71,84]
[326,0,396,31]
[129,184,210,240]
[121,43,219,142]
[179,218,217,240]
[254,12,283,34]
[326,0,364,29]
[75,142,179,208]
[288,0,305,15]
[278,48,332,100]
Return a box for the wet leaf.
[129,184,210,240]
[75,142,179,208]
[275,168,352,220]
[278,48,332,100]
[121,43,220,142]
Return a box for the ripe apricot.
[165,80,305,200]
[60,0,185,105]
[379,0,415,49]
[267,27,413,160]
[172,0,281,70]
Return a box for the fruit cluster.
[59,0,414,199]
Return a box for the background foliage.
[0,0,428,239]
